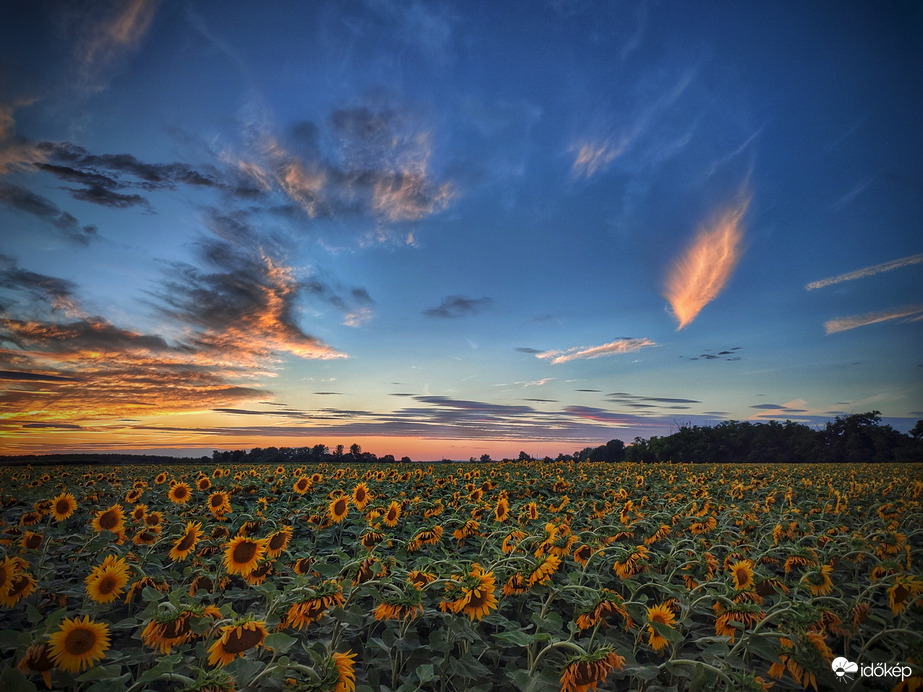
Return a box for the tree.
[350,443,362,457]
[480,454,492,463]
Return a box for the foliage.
[0,459,921,691]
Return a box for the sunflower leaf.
[264,632,297,654]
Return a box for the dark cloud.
[750,403,785,409]
[423,295,492,318]
[575,388,601,392]
[0,254,78,310]
[22,422,82,429]
[0,181,99,245]
[515,347,543,354]
[681,346,743,362]
[523,398,557,402]
[0,370,78,382]
[605,393,701,404]
[414,395,533,415]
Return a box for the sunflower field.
[0,460,921,692]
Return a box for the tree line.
[566,412,922,464]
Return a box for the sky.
[1,0,921,461]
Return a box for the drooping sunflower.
[559,647,626,692]
[223,536,267,577]
[888,574,923,615]
[91,504,125,533]
[372,586,424,621]
[17,642,55,688]
[573,544,594,568]
[292,557,314,575]
[207,619,269,667]
[244,562,273,586]
[141,611,195,653]
[575,590,633,631]
[407,525,443,552]
[284,580,346,629]
[804,564,834,596]
[169,521,202,561]
[85,555,130,604]
[20,531,43,551]
[50,492,77,521]
[407,570,436,588]
[383,501,401,527]
[645,602,676,652]
[168,482,192,504]
[440,563,498,621]
[331,650,358,692]
[502,530,527,555]
[207,491,232,517]
[728,559,756,591]
[527,554,561,588]
[266,526,293,558]
[713,600,765,642]
[328,495,350,523]
[47,615,111,673]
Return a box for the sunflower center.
[334,498,347,515]
[269,533,286,550]
[97,574,117,595]
[650,613,668,625]
[55,499,71,515]
[211,495,223,508]
[174,487,188,499]
[736,568,749,584]
[224,626,264,653]
[162,615,191,639]
[355,488,366,502]
[99,511,119,530]
[232,540,258,563]
[176,531,196,552]
[64,627,97,655]
[466,586,490,609]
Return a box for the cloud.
[824,304,923,335]
[423,295,493,318]
[515,347,543,354]
[153,216,347,362]
[76,0,159,92]
[535,338,657,364]
[680,346,742,361]
[0,254,80,315]
[235,103,454,236]
[0,370,78,382]
[571,140,621,179]
[0,181,99,245]
[0,100,47,174]
[806,252,923,290]
[664,195,749,329]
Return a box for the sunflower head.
[559,647,626,692]
[223,536,267,576]
[168,483,191,504]
[51,493,77,521]
[48,615,111,673]
[329,496,350,523]
[207,619,269,667]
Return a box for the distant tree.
[335,444,344,459]
[480,454,492,463]
[400,456,412,463]
[518,451,532,462]
[350,443,361,457]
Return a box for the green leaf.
[76,663,124,682]
[313,561,340,577]
[0,664,37,692]
[264,632,297,654]
[415,663,435,683]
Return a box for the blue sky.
[1,0,921,459]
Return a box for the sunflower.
[612,545,650,580]
[728,559,756,591]
[452,519,480,542]
[132,526,161,546]
[50,492,77,521]
[168,482,192,504]
[407,570,436,588]
[223,536,267,577]
[804,564,834,596]
[125,489,144,505]
[207,491,232,517]
[197,476,212,492]
[17,642,55,688]
[383,501,401,527]
[292,557,314,575]
[48,615,111,673]
[407,526,443,552]
[169,521,202,561]
[91,504,125,533]
[20,531,42,551]
[331,650,358,692]
[293,476,311,494]
[352,483,371,510]
[502,530,527,555]
[284,582,346,629]
[575,590,633,631]
[495,497,510,522]
[85,555,130,604]
[527,554,561,588]
[154,472,168,485]
[0,571,37,608]
[440,563,498,621]
[266,526,293,558]
[0,557,21,598]
[573,544,594,568]
[888,574,923,615]
[713,600,765,642]
[144,511,164,528]
[373,587,424,621]
[645,602,676,652]
[207,619,269,667]
[328,495,350,523]
[524,502,539,521]
[142,611,196,653]
[125,575,169,603]
[559,647,626,692]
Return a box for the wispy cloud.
[0,181,99,245]
[536,338,657,364]
[824,304,923,335]
[570,140,621,178]
[77,0,159,92]
[806,252,923,290]
[423,295,492,318]
[664,195,749,329]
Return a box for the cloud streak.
[536,338,657,364]
[824,304,923,334]
[806,252,923,290]
[423,295,492,318]
[0,181,99,245]
[664,195,748,329]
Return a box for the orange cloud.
[824,304,923,334]
[664,196,749,330]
